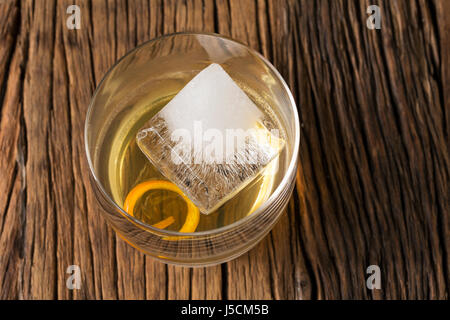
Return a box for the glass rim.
[84,31,300,237]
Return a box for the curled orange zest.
[123,180,200,233]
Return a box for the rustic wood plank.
[292,0,448,299]
[61,0,117,299]
[20,0,57,299]
[0,0,447,300]
[52,3,75,300]
[0,0,21,299]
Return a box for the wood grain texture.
[0,0,448,300]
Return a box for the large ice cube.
[137,63,284,214]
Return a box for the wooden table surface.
[0,0,448,300]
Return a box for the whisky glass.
[85,32,300,266]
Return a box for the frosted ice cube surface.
[137,63,284,214]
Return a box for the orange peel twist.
[123,180,200,233]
